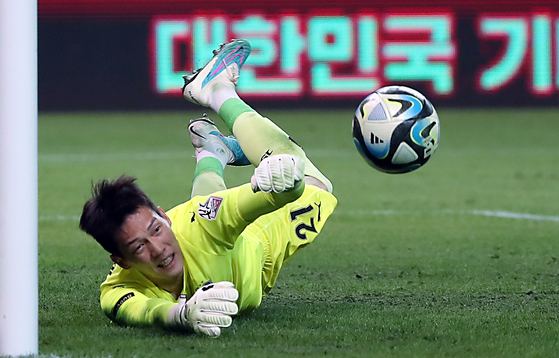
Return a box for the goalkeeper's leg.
[190,158,226,198]
[218,99,333,193]
[188,118,228,198]
[182,39,332,193]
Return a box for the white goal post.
[0,0,38,356]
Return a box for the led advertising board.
[38,0,559,110]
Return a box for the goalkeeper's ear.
[156,206,172,227]
[110,255,130,269]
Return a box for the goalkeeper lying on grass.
[79,39,337,337]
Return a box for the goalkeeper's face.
[111,206,184,289]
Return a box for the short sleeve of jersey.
[166,184,252,253]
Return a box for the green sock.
[193,157,224,180]
[191,157,226,197]
[218,98,255,132]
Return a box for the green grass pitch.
[38,108,559,357]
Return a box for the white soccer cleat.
[182,39,251,107]
[188,116,250,166]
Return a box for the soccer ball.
[352,85,440,174]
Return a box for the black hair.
[79,175,158,256]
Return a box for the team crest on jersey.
[198,196,223,220]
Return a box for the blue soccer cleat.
[182,39,251,107]
[188,116,251,166]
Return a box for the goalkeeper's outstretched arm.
[101,281,238,337]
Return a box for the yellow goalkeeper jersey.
[100,184,337,327]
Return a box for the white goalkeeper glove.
[168,281,239,337]
[251,154,305,193]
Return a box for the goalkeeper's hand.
[251,154,305,193]
[168,281,239,337]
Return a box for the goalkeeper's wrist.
[166,298,192,330]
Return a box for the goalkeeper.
[79,39,337,337]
